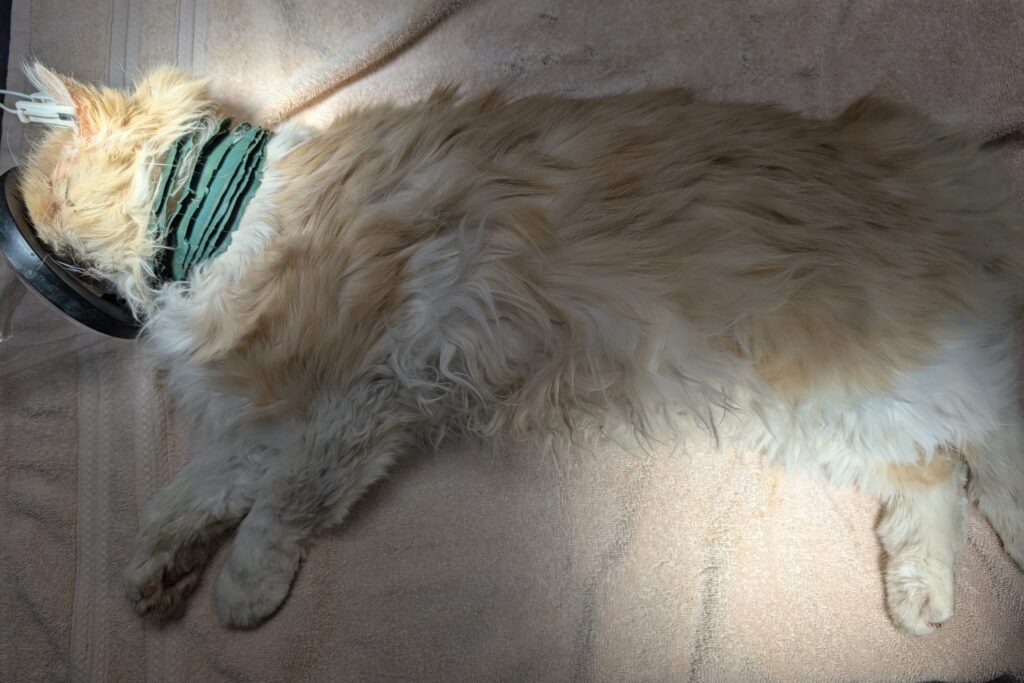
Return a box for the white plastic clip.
[0,89,77,128]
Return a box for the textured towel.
[1,1,1023,681]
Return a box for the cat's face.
[19,64,212,307]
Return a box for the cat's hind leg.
[964,409,1024,571]
[875,448,969,636]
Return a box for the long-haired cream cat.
[17,63,1024,635]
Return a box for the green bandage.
[149,119,270,281]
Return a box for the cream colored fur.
[18,63,1024,634]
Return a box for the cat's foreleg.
[213,388,414,628]
[127,439,262,619]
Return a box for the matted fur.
[19,63,1024,634]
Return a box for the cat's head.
[18,63,213,312]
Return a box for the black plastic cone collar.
[0,167,141,338]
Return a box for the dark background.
[0,0,11,152]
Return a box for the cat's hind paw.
[885,557,955,636]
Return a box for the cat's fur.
[18,63,1024,634]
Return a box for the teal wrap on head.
[149,119,270,281]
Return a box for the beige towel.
[1,1,1023,681]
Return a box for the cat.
[17,62,1024,634]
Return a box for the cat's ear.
[24,62,96,137]
[24,63,73,106]
[132,66,209,116]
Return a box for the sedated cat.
[18,63,1024,634]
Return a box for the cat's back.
[201,87,1023,408]
[302,86,1023,287]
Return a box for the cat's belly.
[711,321,1016,487]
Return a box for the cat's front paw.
[125,544,207,620]
[214,533,302,628]
[885,557,955,636]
